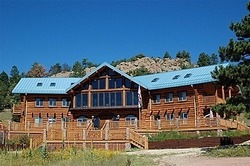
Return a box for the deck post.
[83,129,86,140]
[126,128,130,140]
[43,129,47,147]
[105,142,109,150]
[105,128,109,140]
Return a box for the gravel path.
[126,148,250,166]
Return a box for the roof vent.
[151,78,160,82]
[50,83,56,86]
[37,83,43,87]
[172,75,180,80]
[184,73,192,78]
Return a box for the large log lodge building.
[8,62,243,150]
[12,62,234,124]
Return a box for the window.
[116,78,122,88]
[125,79,131,88]
[151,78,159,82]
[82,94,88,107]
[34,117,43,124]
[48,117,56,123]
[152,94,161,104]
[50,83,56,86]
[92,79,98,89]
[178,91,187,101]
[179,112,188,119]
[77,116,87,122]
[82,82,89,90]
[35,98,44,107]
[125,115,137,126]
[184,73,192,78]
[165,92,174,102]
[109,78,123,89]
[48,98,57,107]
[62,117,69,122]
[172,75,180,80]
[126,91,138,106]
[92,79,105,89]
[166,113,174,120]
[76,93,81,107]
[92,93,98,107]
[36,83,43,86]
[99,79,105,89]
[62,98,70,107]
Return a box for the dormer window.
[37,83,43,87]
[50,83,56,86]
[172,75,180,80]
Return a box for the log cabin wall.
[23,94,70,123]
[146,85,196,121]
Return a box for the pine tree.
[212,2,250,117]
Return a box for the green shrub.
[205,145,250,157]
[148,131,197,142]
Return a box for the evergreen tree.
[163,51,171,59]
[71,61,85,77]
[0,72,10,109]
[49,63,62,76]
[9,66,21,105]
[210,54,219,65]
[176,50,191,62]
[212,2,250,118]
[61,63,71,72]
[197,52,211,67]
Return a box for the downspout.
[24,93,28,130]
[191,85,197,127]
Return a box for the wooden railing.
[220,119,250,133]
[203,96,216,104]
[30,134,44,149]
[12,104,23,115]
[130,129,148,149]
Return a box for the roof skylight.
[37,83,43,87]
[151,78,160,82]
[184,73,192,78]
[172,75,180,80]
[50,83,56,86]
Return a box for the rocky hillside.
[116,57,194,75]
[52,57,195,77]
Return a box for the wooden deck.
[1,118,249,150]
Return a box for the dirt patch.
[149,135,250,149]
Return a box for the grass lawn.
[0,148,157,166]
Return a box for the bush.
[205,145,250,157]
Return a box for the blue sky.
[0,0,248,74]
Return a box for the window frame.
[165,92,174,103]
[178,91,187,101]
[48,98,57,107]
[62,98,70,107]
[152,94,161,104]
[35,98,44,107]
